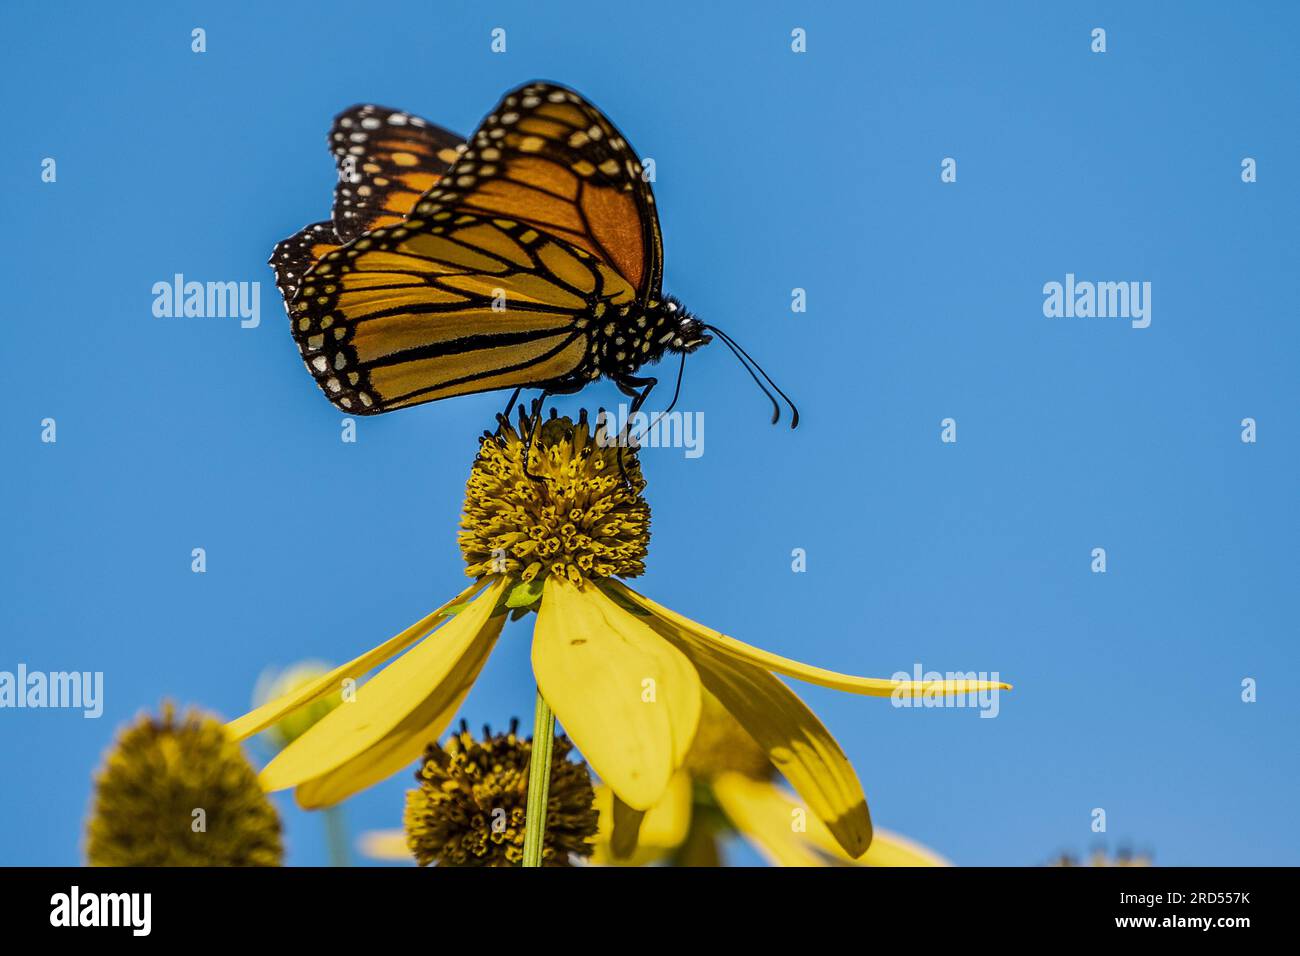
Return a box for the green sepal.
[505,576,545,610]
[597,580,651,616]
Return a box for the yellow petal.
[711,772,827,867]
[533,577,701,811]
[227,578,490,741]
[716,775,951,867]
[293,680,474,808]
[259,578,507,792]
[626,591,872,858]
[608,581,1010,698]
[854,828,950,867]
[591,773,692,867]
[358,829,411,862]
[635,771,693,851]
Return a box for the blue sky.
[2,1,1297,866]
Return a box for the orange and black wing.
[270,221,341,307]
[287,83,664,415]
[408,81,664,302]
[327,104,464,242]
[271,106,463,308]
[288,211,637,414]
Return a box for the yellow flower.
[358,829,410,862]
[360,719,600,867]
[252,660,343,750]
[592,691,950,866]
[87,702,282,867]
[227,409,1008,860]
[403,719,598,867]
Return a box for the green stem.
[323,804,350,867]
[522,688,555,867]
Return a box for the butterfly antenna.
[703,325,798,427]
[707,326,799,428]
[714,332,780,424]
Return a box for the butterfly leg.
[521,379,587,482]
[612,375,657,483]
[520,393,548,482]
[499,387,523,425]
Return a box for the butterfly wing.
[270,221,341,308]
[270,106,463,310]
[290,212,636,413]
[288,84,663,415]
[328,104,464,242]
[409,81,664,302]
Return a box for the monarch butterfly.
[270,81,796,435]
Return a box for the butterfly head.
[658,296,712,354]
